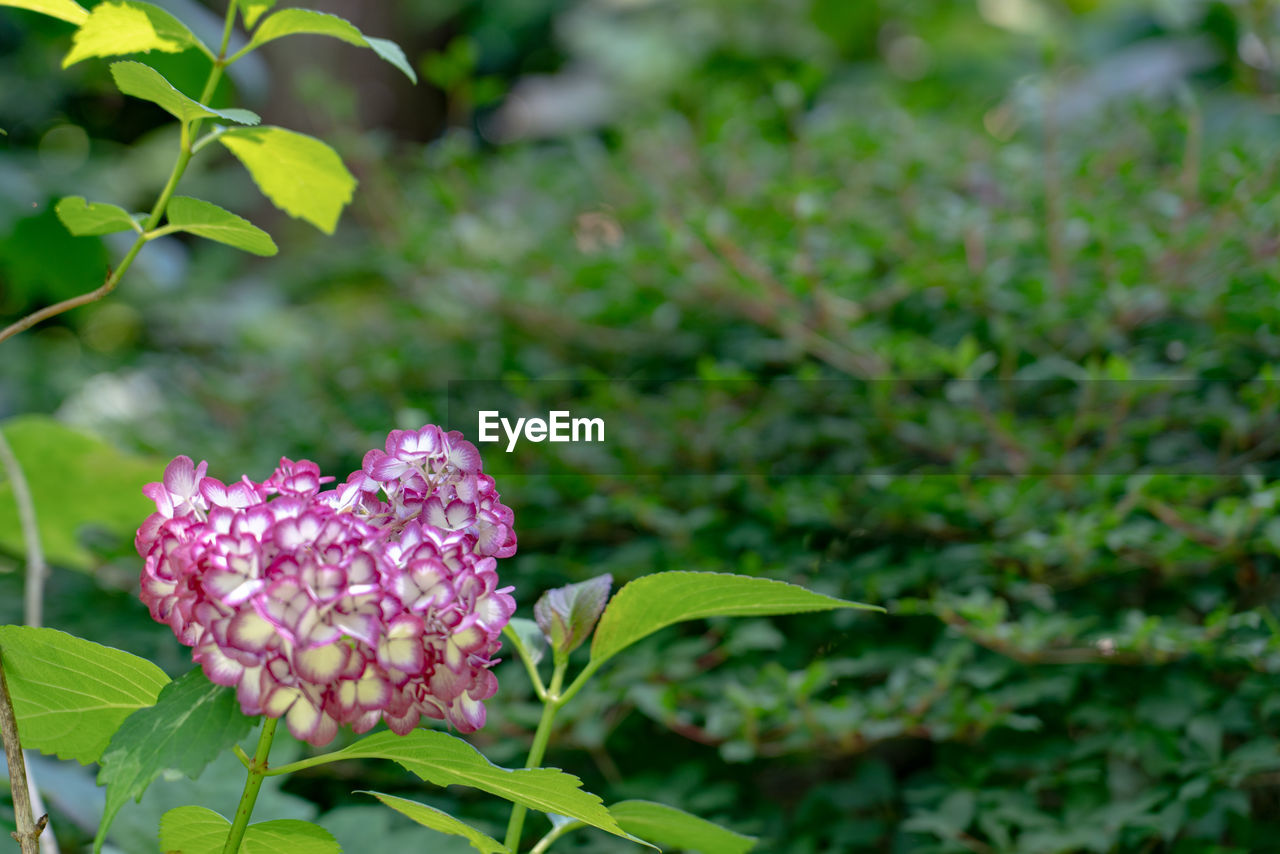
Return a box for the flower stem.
[222,717,278,854]
[504,659,567,851]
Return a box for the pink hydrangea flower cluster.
[135,425,517,746]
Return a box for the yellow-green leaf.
[612,800,757,853]
[63,0,208,67]
[239,0,274,29]
[0,414,162,570]
[109,61,259,126]
[219,126,356,234]
[159,807,341,854]
[166,196,277,256]
[55,196,140,236]
[336,730,649,847]
[361,792,509,854]
[590,571,882,668]
[243,9,415,82]
[0,0,88,25]
[0,625,169,765]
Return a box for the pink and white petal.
[227,609,277,653]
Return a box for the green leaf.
[611,800,756,854]
[219,126,356,234]
[159,807,341,854]
[360,791,509,854]
[535,574,612,660]
[93,668,255,852]
[335,730,647,847]
[63,0,208,67]
[239,0,274,29]
[158,806,228,854]
[0,625,168,764]
[0,0,88,25]
[590,571,882,668]
[55,196,140,236]
[244,9,416,82]
[0,415,163,570]
[165,196,278,256]
[236,819,343,853]
[109,61,259,126]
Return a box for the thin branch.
[0,429,45,629]
[1,650,45,854]
[0,431,59,853]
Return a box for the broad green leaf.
[0,0,88,25]
[158,806,227,854]
[0,625,169,764]
[244,9,416,82]
[63,0,208,67]
[535,574,612,659]
[219,127,356,234]
[611,800,756,854]
[590,571,882,668]
[94,668,254,852]
[109,61,259,126]
[159,807,341,854]
[165,196,277,256]
[239,0,274,29]
[0,415,162,570]
[335,730,646,846]
[55,196,139,236]
[236,819,342,853]
[360,791,508,854]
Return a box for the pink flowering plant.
[136,425,516,746]
[0,1,880,852]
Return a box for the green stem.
[503,624,548,701]
[259,749,348,778]
[529,819,584,854]
[222,717,278,854]
[0,0,240,346]
[504,660,567,851]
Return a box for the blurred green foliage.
[4,0,1280,851]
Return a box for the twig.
[0,265,121,346]
[0,428,46,629]
[0,431,59,853]
[0,649,45,854]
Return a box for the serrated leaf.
[93,668,254,852]
[63,0,207,67]
[0,415,163,570]
[535,574,612,659]
[165,196,277,256]
[245,9,416,82]
[0,0,88,25]
[335,730,648,847]
[239,0,274,29]
[0,625,168,764]
[55,196,139,236]
[360,791,508,854]
[590,571,882,668]
[612,800,756,854]
[159,807,341,854]
[109,61,259,126]
[219,126,356,234]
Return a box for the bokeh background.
[4,0,1280,851]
